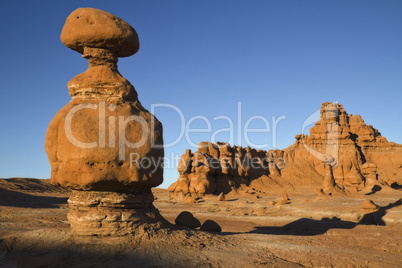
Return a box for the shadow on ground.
[0,237,164,268]
[221,198,402,236]
[365,185,382,195]
[0,189,68,208]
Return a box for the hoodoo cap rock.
[60,7,139,57]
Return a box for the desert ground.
[0,178,401,267]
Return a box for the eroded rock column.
[45,8,164,236]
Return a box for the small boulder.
[269,201,277,206]
[282,191,289,201]
[175,211,201,229]
[185,196,196,204]
[200,220,222,232]
[361,199,379,211]
[217,192,225,201]
[350,186,358,192]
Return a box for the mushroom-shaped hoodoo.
[60,8,139,57]
[45,8,165,236]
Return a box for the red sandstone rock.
[177,149,192,175]
[361,199,379,211]
[282,191,289,201]
[45,8,165,236]
[290,102,401,189]
[217,192,225,201]
[47,8,163,191]
[185,196,196,204]
[60,8,139,57]
[350,186,358,192]
[168,102,402,196]
[361,162,378,188]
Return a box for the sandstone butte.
[45,8,165,236]
[168,102,402,197]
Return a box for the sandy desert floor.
[0,178,401,267]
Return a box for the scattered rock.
[200,220,222,232]
[350,186,358,192]
[185,196,196,204]
[274,190,290,205]
[361,199,379,211]
[269,201,277,206]
[314,189,332,201]
[282,191,289,201]
[217,192,225,201]
[175,211,201,229]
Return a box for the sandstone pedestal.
[45,8,165,236]
[67,190,164,236]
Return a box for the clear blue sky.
[1,0,401,188]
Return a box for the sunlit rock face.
[168,141,285,196]
[291,102,402,190]
[168,103,402,196]
[45,8,164,236]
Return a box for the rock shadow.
[365,185,382,196]
[249,217,356,236]
[0,239,161,267]
[359,198,401,226]
[0,189,68,208]
[224,198,239,202]
[222,198,402,236]
[390,182,402,190]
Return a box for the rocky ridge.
[168,102,402,196]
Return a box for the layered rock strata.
[67,190,162,236]
[168,141,285,196]
[45,8,164,236]
[289,102,402,189]
[169,103,402,196]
